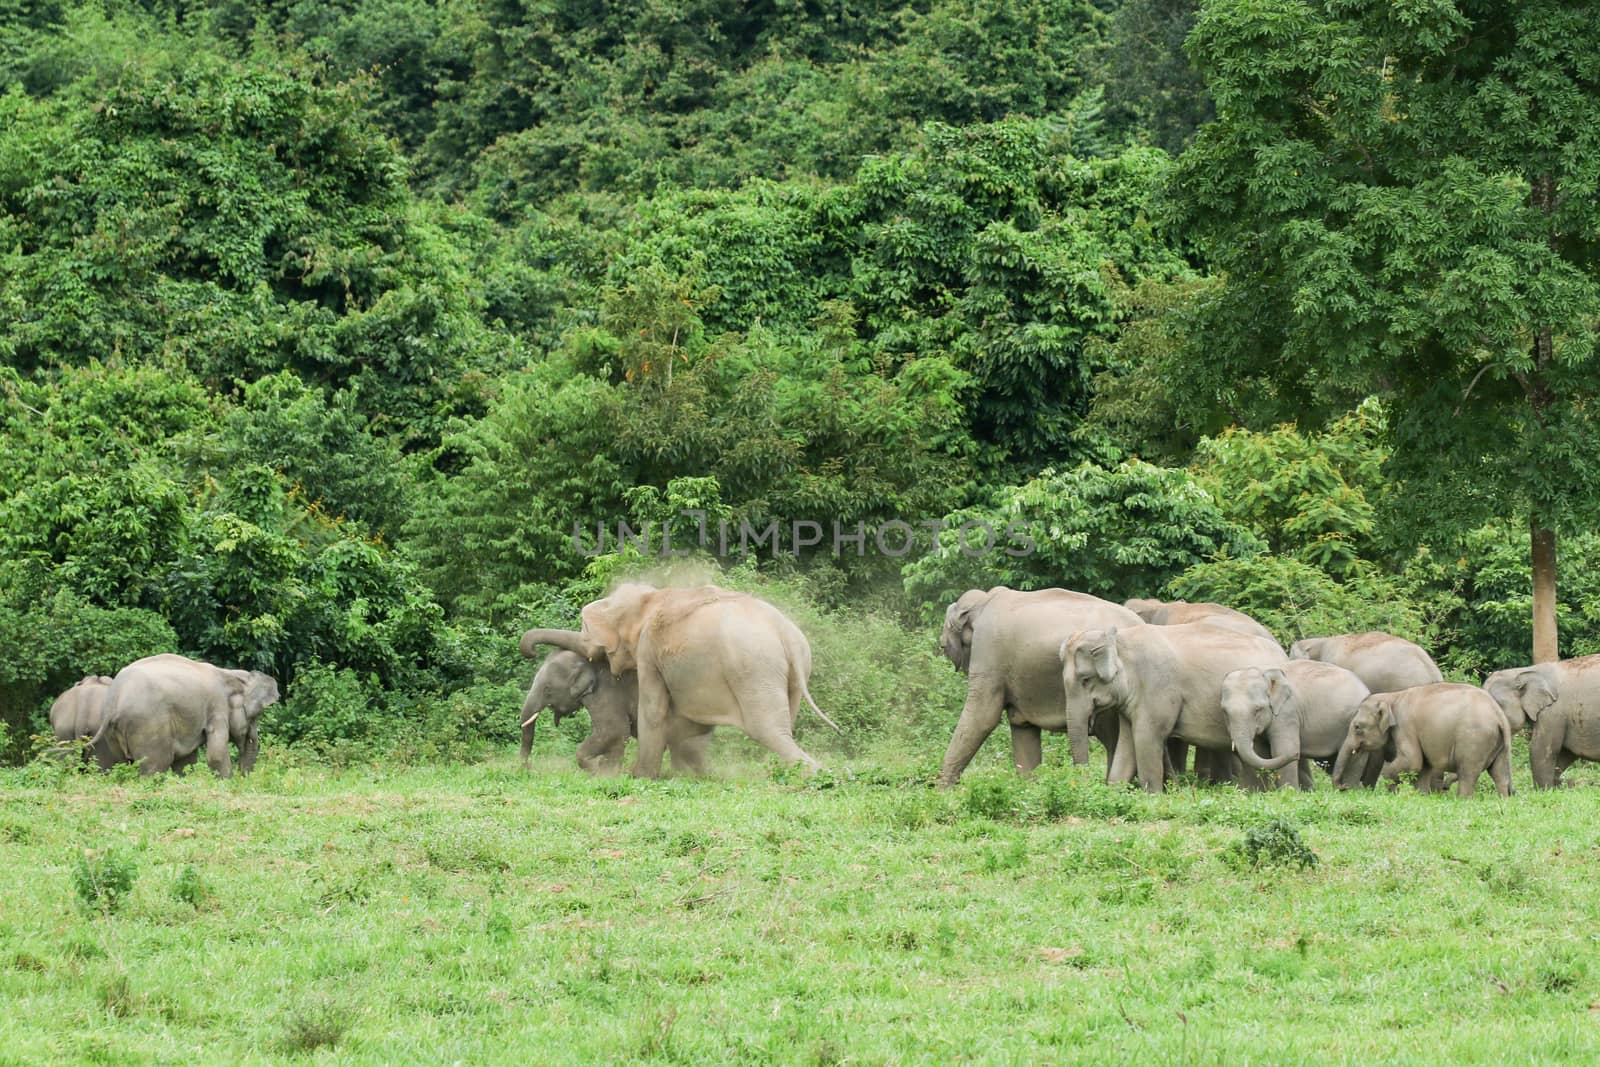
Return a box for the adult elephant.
[936,587,1145,788]
[1332,685,1512,797]
[1483,655,1600,788]
[516,644,713,776]
[90,654,279,777]
[1124,597,1278,644]
[1060,623,1291,793]
[49,675,114,763]
[522,585,837,777]
[1288,632,1442,694]
[1219,662,1375,790]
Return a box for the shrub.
[72,847,139,915]
[1224,819,1318,872]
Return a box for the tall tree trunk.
[1531,516,1558,663]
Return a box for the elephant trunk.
[519,628,588,659]
[1067,704,1092,766]
[1229,719,1298,772]
[519,680,549,770]
[1330,741,1360,789]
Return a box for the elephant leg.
[1297,758,1315,792]
[630,667,672,778]
[1165,739,1189,777]
[1528,723,1563,789]
[667,726,714,776]
[205,721,234,779]
[171,749,199,776]
[139,749,174,776]
[1009,722,1043,776]
[239,728,259,775]
[1359,751,1382,789]
[1132,723,1167,794]
[1553,749,1578,787]
[1107,717,1137,786]
[578,714,632,776]
[1454,760,1482,799]
[1488,746,1512,797]
[938,677,1005,786]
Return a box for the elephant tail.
[801,681,842,734]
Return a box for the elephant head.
[578,583,658,674]
[1287,638,1321,661]
[1332,692,1396,787]
[519,650,602,768]
[1059,628,1129,765]
[1122,598,1163,623]
[939,589,992,673]
[222,670,280,774]
[1482,667,1556,733]
[1218,667,1301,773]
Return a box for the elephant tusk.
[521,710,541,728]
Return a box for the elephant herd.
[48,654,280,777]
[521,583,1600,797]
[40,582,1600,795]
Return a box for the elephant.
[517,644,713,776]
[1124,597,1278,644]
[49,675,114,762]
[1288,632,1442,695]
[1483,655,1600,788]
[1331,684,1512,797]
[521,585,837,777]
[90,654,280,777]
[1060,623,1291,793]
[935,586,1152,787]
[1219,662,1376,790]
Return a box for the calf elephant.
[91,654,280,777]
[49,675,114,762]
[1289,632,1442,695]
[1060,623,1291,793]
[1332,684,1511,797]
[936,586,1146,787]
[1124,598,1278,644]
[1483,655,1600,788]
[523,585,836,777]
[1220,662,1374,790]
[517,644,712,776]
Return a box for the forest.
[4,0,1598,766]
[5,3,1600,1063]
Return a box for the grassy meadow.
[2,739,1599,1065]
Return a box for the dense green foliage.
[2,0,1597,761]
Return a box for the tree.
[1171,0,1600,662]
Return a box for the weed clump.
[963,776,1020,820]
[72,847,139,915]
[172,866,206,907]
[276,1000,351,1054]
[1225,819,1318,871]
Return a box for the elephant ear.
[1262,667,1292,724]
[581,597,641,673]
[1519,672,1558,722]
[1085,628,1120,684]
[1373,695,1397,735]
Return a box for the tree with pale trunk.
[1164,0,1600,662]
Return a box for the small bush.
[172,866,206,907]
[962,775,1020,820]
[73,847,139,914]
[1224,819,1318,872]
[276,1000,351,1054]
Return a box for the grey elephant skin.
[91,654,280,777]
[1484,655,1600,788]
[1125,598,1278,644]
[1289,632,1442,694]
[517,645,714,776]
[525,585,836,776]
[49,675,114,763]
[1061,623,1289,793]
[1332,684,1512,797]
[1220,662,1374,790]
[936,587,1143,787]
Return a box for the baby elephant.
[1219,662,1372,790]
[49,675,115,762]
[1333,684,1512,797]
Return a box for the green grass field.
[3,744,1599,1065]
